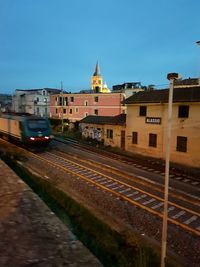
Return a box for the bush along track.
[1,154,177,267]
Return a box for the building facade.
[79,114,126,149]
[12,88,60,117]
[112,82,145,99]
[124,86,200,168]
[50,92,126,122]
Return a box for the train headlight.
[30,137,35,141]
[44,136,50,139]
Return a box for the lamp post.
[196,41,200,83]
[161,72,180,267]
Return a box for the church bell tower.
[91,62,103,93]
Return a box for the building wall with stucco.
[50,93,126,122]
[80,122,126,149]
[126,102,200,168]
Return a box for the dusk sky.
[0,0,200,94]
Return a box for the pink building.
[50,92,126,122]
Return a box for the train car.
[0,113,53,147]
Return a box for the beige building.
[79,114,126,149]
[124,86,200,168]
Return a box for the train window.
[27,119,48,130]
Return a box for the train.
[0,113,53,147]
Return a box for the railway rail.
[53,137,200,187]
[29,149,200,238]
[1,138,200,265]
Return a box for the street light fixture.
[161,72,181,267]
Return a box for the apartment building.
[50,92,126,122]
[12,88,60,117]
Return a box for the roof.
[15,88,61,94]
[93,62,101,76]
[124,87,200,104]
[0,113,44,122]
[79,114,126,125]
[174,78,199,86]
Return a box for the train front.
[23,117,53,147]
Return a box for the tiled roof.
[124,87,200,104]
[174,78,199,86]
[79,114,126,125]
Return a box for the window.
[178,105,189,118]
[139,106,147,116]
[70,96,74,102]
[94,96,99,102]
[75,108,79,113]
[94,109,98,115]
[65,97,68,105]
[149,133,157,147]
[69,108,72,114]
[56,108,58,114]
[63,108,66,114]
[107,129,113,139]
[176,136,187,152]
[27,119,48,131]
[59,96,62,106]
[85,112,88,117]
[85,100,88,106]
[132,132,138,144]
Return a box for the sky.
[0,0,200,94]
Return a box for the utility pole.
[196,41,200,82]
[61,81,64,134]
[161,72,180,267]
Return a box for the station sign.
[145,117,161,125]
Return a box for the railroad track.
[29,150,200,237]
[53,137,200,187]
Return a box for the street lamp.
[161,72,181,267]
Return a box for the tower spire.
[93,61,101,76]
